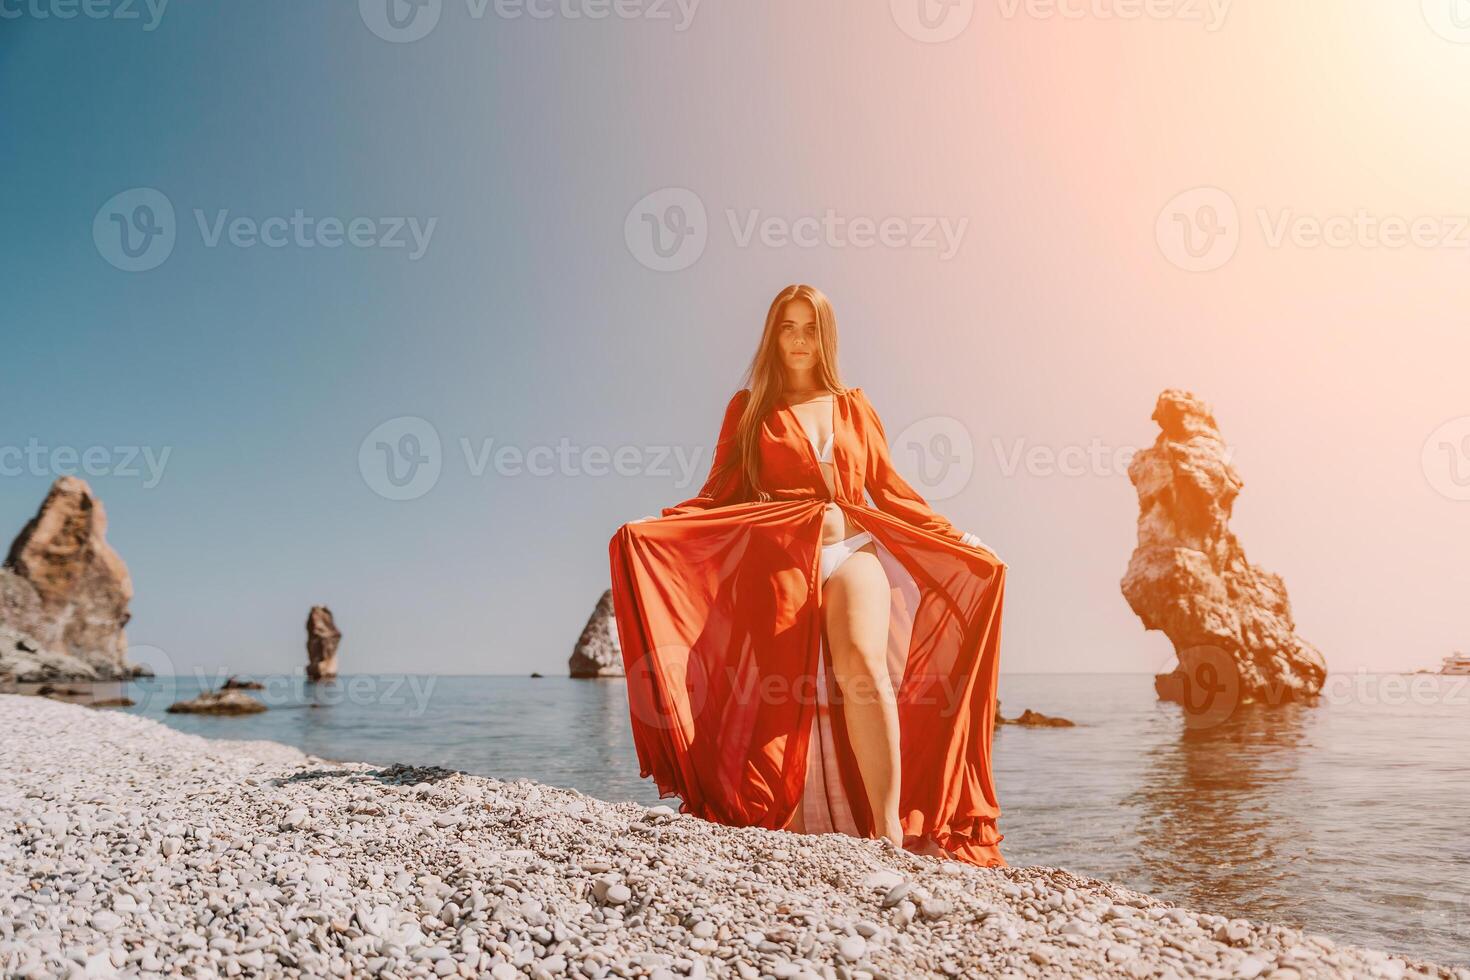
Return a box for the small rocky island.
[167,687,267,715]
[1122,390,1327,712]
[306,605,342,681]
[0,477,148,683]
[569,590,624,678]
[995,701,1075,728]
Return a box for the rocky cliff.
[0,478,143,681]
[1122,390,1326,713]
[569,590,623,678]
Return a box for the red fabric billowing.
[608,386,1006,867]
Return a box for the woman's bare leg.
[823,543,902,845]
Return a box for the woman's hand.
[960,530,1006,567]
[631,515,659,524]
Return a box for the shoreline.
[1,694,1461,980]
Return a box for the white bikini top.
[797,394,836,464]
[809,431,834,464]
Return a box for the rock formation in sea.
[0,477,145,682]
[569,589,624,678]
[994,700,1075,728]
[1122,390,1327,712]
[999,709,1075,728]
[167,688,267,715]
[306,606,341,681]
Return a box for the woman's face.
[776,297,820,374]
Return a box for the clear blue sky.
[5,2,1469,677]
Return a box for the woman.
[608,284,1008,866]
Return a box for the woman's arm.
[855,387,996,553]
[659,388,752,517]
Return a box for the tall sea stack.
[1122,390,1326,713]
[569,590,624,678]
[0,477,143,681]
[306,605,341,681]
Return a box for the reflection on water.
[32,671,1470,966]
[1127,703,1315,925]
[988,674,1466,967]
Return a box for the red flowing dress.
[608,386,1007,866]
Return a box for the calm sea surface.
[98,672,1469,967]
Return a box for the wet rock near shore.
[570,589,624,678]
[0,478,146,682]
[994,700,1076,728]
[35,683,91,699]
[166,688,267,715]
[1,694,1460,980]
[1122,391,1327,713]
[999,709,1076,728]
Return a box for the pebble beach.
[2,694,1463,980]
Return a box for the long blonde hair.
[716,284,846,498]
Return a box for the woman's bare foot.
[876,820,904,848]
[904,835,953,859]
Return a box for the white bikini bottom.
[819,530,875,585]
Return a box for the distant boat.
[1441,652,1470,675]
